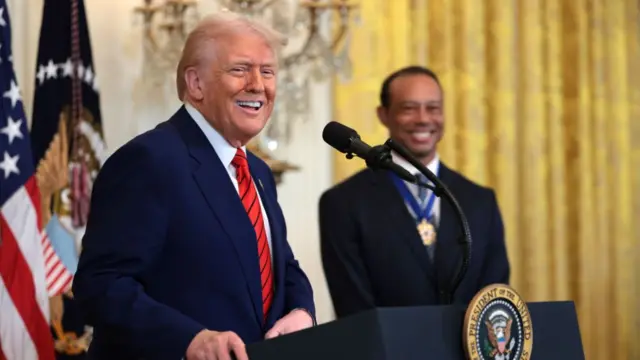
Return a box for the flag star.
[0,151,19,179]
[84,66,94,84]
[36,65,46,84]
[3,80,21,108]
[0,8,6,27]
[0,117,23,144]
[45,60,58,79]
[61,58,73,77]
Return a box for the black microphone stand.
[359,144,439,193]
[380,139,473,305]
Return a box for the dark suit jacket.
[73,107,315,359]
[319,164,509,318]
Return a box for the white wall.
[8,0,335,324]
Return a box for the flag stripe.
[0,216,54,360]
[41,231,73,297]
[1,178,49,321]
[57,275,73,294]
[46,260,63,279]
[47,267,65,294]
[48,271,72,296]
[43,243,55,263]
[0,276,38,360]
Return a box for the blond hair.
[175,11,287,101]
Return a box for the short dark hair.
[379,65,441,108]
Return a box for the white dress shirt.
[391,151,441,227]
[184,103,273,259]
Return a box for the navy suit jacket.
[73,106,315,359]
[319,164,509,318]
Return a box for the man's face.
[199,30,277,146]
[377,74,444,163]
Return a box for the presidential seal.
[463,284,533,360]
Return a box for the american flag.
[0,1,56,359]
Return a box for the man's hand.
[264,309,314,339]
[185,330,247,360]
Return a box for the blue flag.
[29,0,107,358]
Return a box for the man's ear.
[376,105,389,127]
[184,67,204,101]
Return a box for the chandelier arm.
[136,3,165,54]
[144,28,161,52]
[330,22,347,51]
[282,8,320,68]
[331,2,358,50]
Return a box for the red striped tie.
[231,148,273,318]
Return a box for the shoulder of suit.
[101,119,183,174]
[321,168,376,199]
[441,163,496,199]
[127,122,182,155]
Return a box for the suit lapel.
[434,165,464,299]
[170,108,263,325]
[369,170,438,285]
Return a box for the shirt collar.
[184,102,246,168]
[391,150,440,177]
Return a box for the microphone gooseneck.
[384,139,472,305]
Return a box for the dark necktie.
[416,173,429,206]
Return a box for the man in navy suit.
[319,66,510,318]
[73,12,315,360]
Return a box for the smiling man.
[73,12,315,360]
[319,66,510,318]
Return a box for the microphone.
[322,121,434,191]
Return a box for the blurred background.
[3,0,639,359]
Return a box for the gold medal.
[417,219,436,246]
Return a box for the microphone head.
[322,121,359,153]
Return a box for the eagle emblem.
[484,309,516,359]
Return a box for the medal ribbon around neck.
[389,171,438,224]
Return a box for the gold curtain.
[332,0,640,358]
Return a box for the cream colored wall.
[7,0,336,324]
